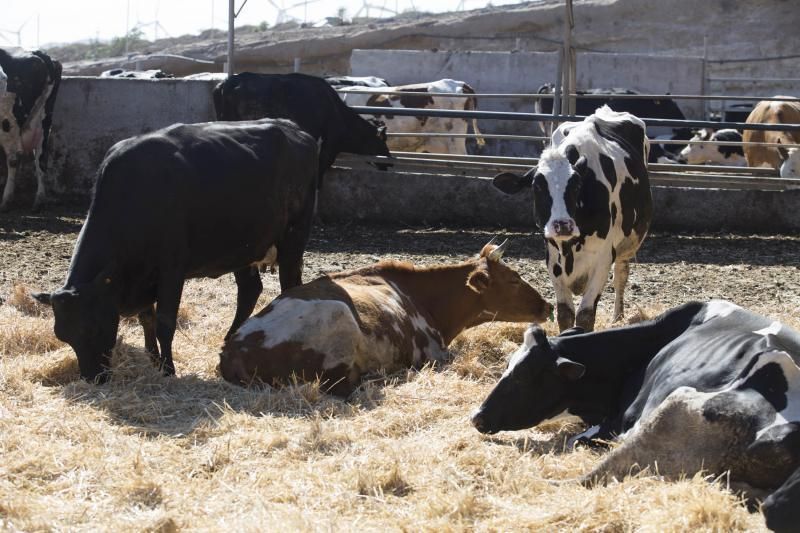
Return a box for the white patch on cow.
[701,299,741,322]
[780,148,800,178]
[250,245,278,272]
[503,325,540,376]
[536,153,579,240]
[0,66,6,93]
[232,297,363,370]
[755,321,782,337]
[748,350,800,439]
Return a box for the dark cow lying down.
[220,240,553,396]
[34,119,318,382]
[472,300,800,519]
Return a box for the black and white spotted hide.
[493,105,653,331]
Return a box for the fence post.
[562,0,576,115]
[701,35,708,119]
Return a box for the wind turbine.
[267,0,322,25]
[0,13,35,47]
[352,0,397,19]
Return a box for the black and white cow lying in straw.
[0,48,62,210]
[492,105,652,332]
[471,300,800,520]
[678,128,746,166]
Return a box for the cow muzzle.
[545,219,578,239]
[470,409,496,434]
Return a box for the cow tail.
[463,83,486,148]
[212,82,225,120]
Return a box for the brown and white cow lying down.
[743,98,800,178]
[338,79,486,155]
[220,241,553,396]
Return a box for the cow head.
[33,275,120,382]
[468,240,553,324]
[493,147,590,241]
[471,325,585,434]
[777,141,800,178]
[678,128,715,164]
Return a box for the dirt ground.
[1,206,798,531]
[3,205,800,314]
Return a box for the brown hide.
[743,99,800,170]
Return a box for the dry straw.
[0,282,769,531]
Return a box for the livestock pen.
[2,76,800,530]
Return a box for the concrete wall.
[20,70,798,234]
[320,167,800,234]
[351,50,704,157]
[47,77,217,194]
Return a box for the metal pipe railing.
[351,106,800,132]
[338,88,799,103]
[335,154,798,191]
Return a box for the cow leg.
[154,274,185,376]
[612,259,630,322]
[576,253,613,332]
[277,189,315,291]
[226,266,263,340]
[137,305,160,361]
[0,156,19,211]
[32,149,47,210]
[552,273,575,332]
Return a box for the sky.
[0,0,523,49]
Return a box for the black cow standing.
[493,105,652,332]
[471,300,800,527]
[34,119,318,382]
[0,47,62,211]
[213,72,391,187]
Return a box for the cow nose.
[471,411,487,432]
[552,219,574,236]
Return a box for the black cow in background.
[34,119,319,382]
[535,84,691,159]
[213,72,391,187]
[0,47,62,210]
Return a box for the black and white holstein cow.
[678,128,746,166]
[338,78,486,155]
[213,72,390,188]
[34,119,318,382]
[0,48,62,210]
[493,106,652,332]
[471,300,800,523]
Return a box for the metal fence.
[332,89,800,191]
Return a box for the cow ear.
[466,269,490,293]
[493,171,533,195]
[556,357,585,380]
[31,292,52,306]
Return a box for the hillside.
[51,0,798,86]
